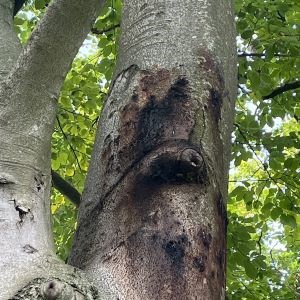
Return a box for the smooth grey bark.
[70,0,237,299]
[0,0,105,298]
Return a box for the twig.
[56,116,83,172]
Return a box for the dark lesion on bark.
[135,74,192,155]
[162,234,189,266]
[116,69,209,187]
[193,255,207,272]
[143,148,206,185]
[9,199,33,225]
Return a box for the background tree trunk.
[70,0,237,299]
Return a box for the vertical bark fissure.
[70,0,237,299]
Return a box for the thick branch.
[51,170,81,207]
[13,0,26,16]
[262,80,300,99]
[6,0,106,122]
[91,24,120,35]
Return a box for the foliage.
[14,0,299,297]
[228,0,300,298]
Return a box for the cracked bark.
[70,1,237,299]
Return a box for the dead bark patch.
[162,234,189,266]
[209,88,223,122]
[193,255,207,272]
[198,228,212,250]
[0,174,15,184]
[11,199,33,225]
[137,75,192,154]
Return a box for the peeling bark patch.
[23,244,38,254]
[193,255,206,272]
[11,199,33,224]
[199,228,212,250]
[16,205,30,223]
[162,234,188,265]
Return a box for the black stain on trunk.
[137,76,191,155]
[193,255,207,272]
[162,234,188,266]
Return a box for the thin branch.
[262,80,300,100]
[238,52,289,58]
[91,24,120,35]
[51,170,81,207]
[56,116,83,172]
[257,228,263,255]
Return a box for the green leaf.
[245,261,258,279]
[281,214,297,228]
[270,207,283,220]
[35,0,45,9]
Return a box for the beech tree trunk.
[0,0,106,298]
[70,1,237,299]
[0,0,236,299]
